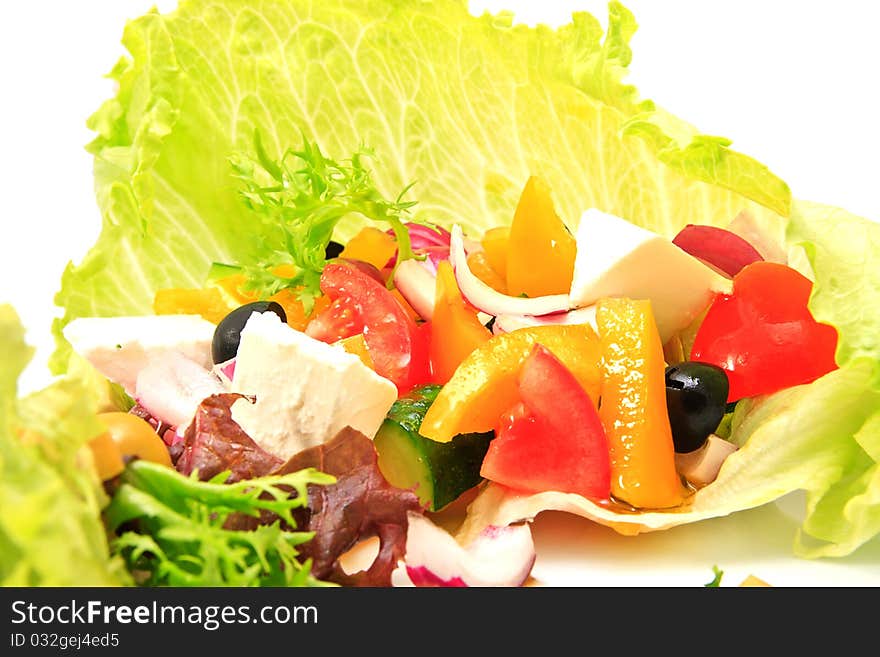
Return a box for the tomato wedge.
[305,296,364,343]
[418,324,601,443]
[307,262,425,392]
[480,344,611,500]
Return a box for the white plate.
[1,0,878,586]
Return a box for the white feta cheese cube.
[230,311,397,460]
[569,209,732,343]
[62,314,216,395]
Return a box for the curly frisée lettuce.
[50,0,880,558]
[223,130,420,310]
[106,460,335,586]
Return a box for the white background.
[1,1,878,585]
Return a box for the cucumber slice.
[374,384,493,511]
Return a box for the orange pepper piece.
[210,269,330,332]
[506,176,576,298]
[340,226,398,270]
[153,287,235,324]
[596,297,686,509]
[419,323,601,443]
[267,289,330,331]
[210,273,258,306]
[481,226,510,280]
[161,264,329,330]
[429,261,493,384]
[336,333,375,370]
[211,264,298,304]
[466,251,508,294]
[391,288,421,323]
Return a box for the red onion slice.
[212,357,236,385]
[421,245,450,271]
[385,223,453,269]
[392,512,535,587]
[493,305,597,334]
[135,351,226,434]
[405,222,452,248]
[449,224,570,317]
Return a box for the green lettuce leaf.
[783,202,880,556]
[788,201,880,372]
[50,0,878,558]
[0,305,128,585]
[52,0,789,370]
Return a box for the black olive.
[665,361,729,453]
[324,240,345,259]
[212,301,287,364]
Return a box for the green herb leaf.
[226,130,419,308]
[105,459,336,587]
[704,565,724,587]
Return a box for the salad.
[2,0,879,587]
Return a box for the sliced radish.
[493,305,598,335]
[672,224,763,278]
[135,351,226,434]
[393,258,437,321]
[726,210,789,264]
[449,224,570,317]
[391,512,535,587]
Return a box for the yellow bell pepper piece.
[269,290,330,331]
[739,575,772,587]
[153,287,235,324]
[506,176,576,298]
[466,251,508,294]
[336,333,375,370]
[209,273,256,306]
[210,264,300,306]
[390,288,421,323]
[596,297,685,509]
[339,226,398,270]
[419,323,601,442]
[430,261,493,384]
[481,226,510,280]
[157,263,329,332]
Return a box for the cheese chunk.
[230,311,397,460]
[62,314,216,395]
[569,209,732,343]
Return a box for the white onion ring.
[449,224,570,317]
